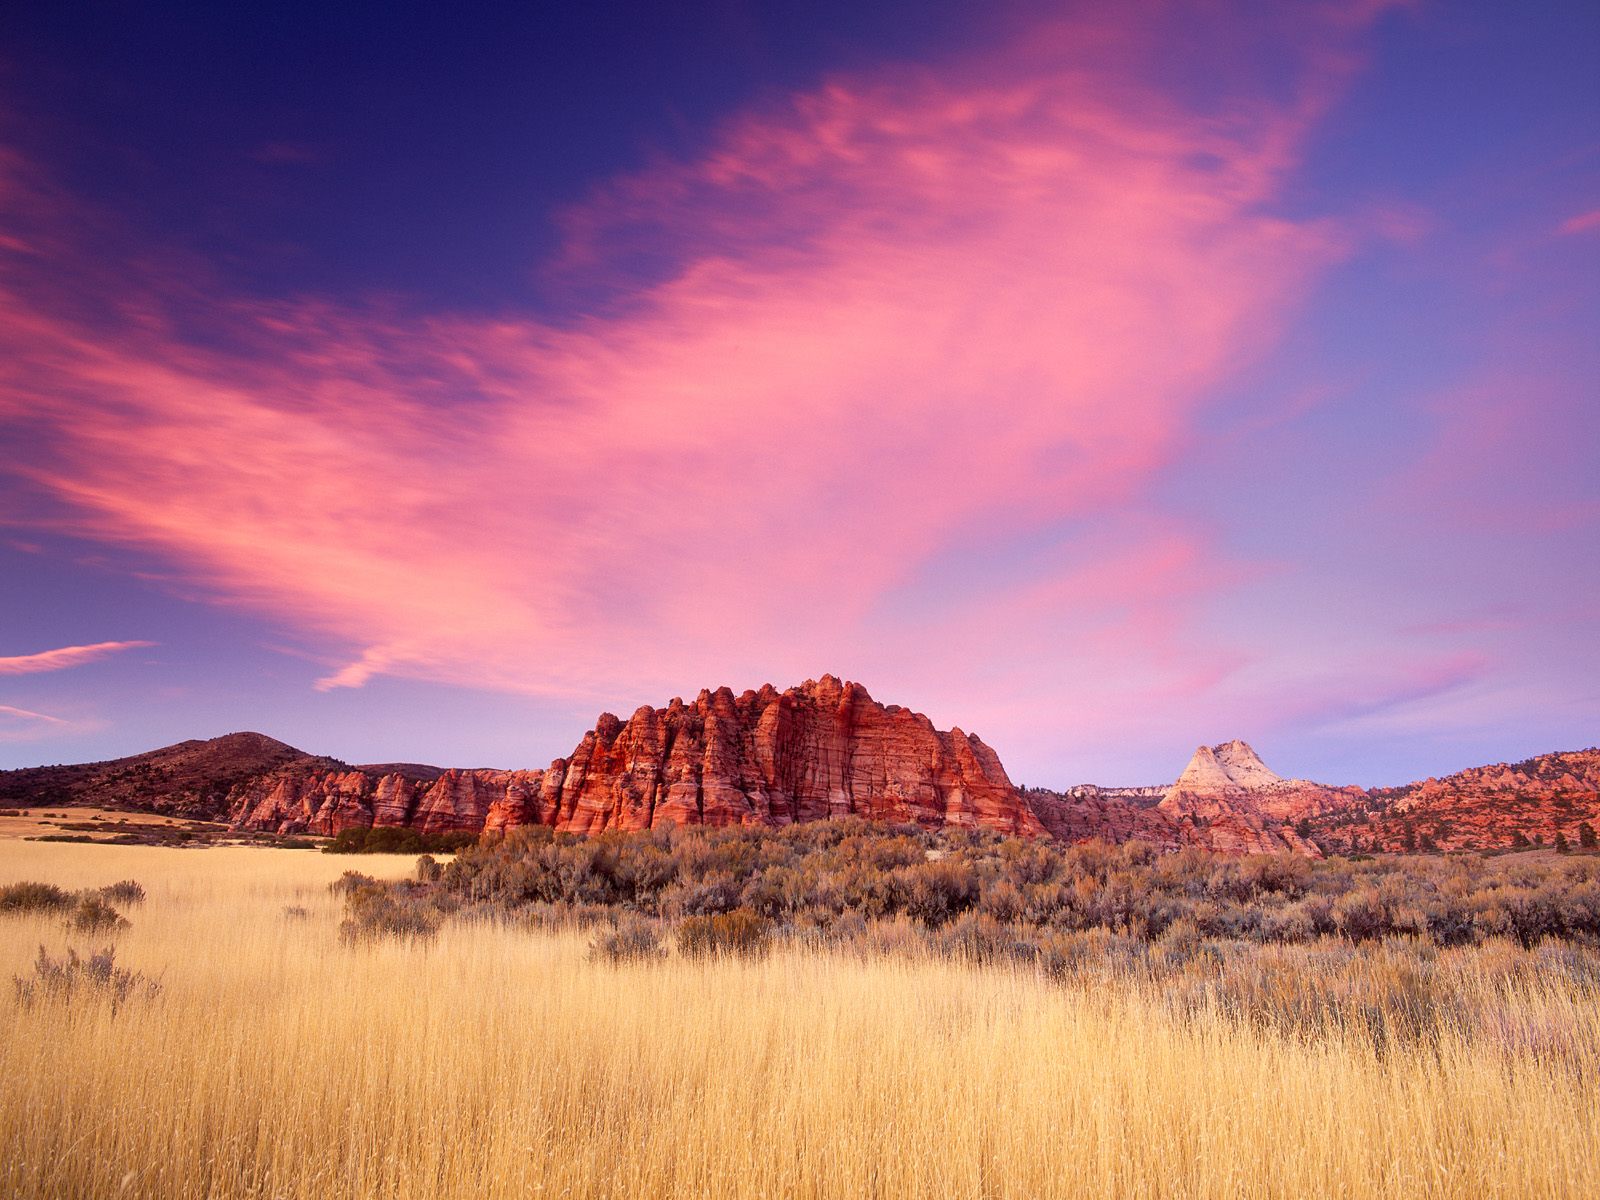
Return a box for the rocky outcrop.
[11,690,1592,858]
[1155,741,1354,856]
[1024,785,1183,849]
[1308,748,1600,853]
[228,766,546,837]
[1029,743,1350,856]
[230,676,1043,838]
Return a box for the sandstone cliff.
[1023,784,1183,849]
[229,676,1043,838]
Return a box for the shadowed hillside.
[0,733,346,816]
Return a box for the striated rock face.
[229,766,546,837]
[1171,740,1282,793]
[1027,744,1343,857]
[1155,741,1353,856]
[231,676,1043,838]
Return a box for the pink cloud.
[315,647,396,692]
[0,4,1396,758]
[0,641,156,675]
[1557,208,1600,236]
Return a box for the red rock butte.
[232,675,1044,838]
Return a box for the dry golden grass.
[1,841,1596,1199]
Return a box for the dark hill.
[0,732,345,818]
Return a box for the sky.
[0,0,1596,787]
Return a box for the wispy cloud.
[1557,208,1600,236]
[0,6,1370,698]
[0,703,67,724]
[315,647,397,692]
[0,702,72,743]
[0,2,1446,772]
[0,641,156,675]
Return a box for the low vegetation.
[674,909,773,958]
[588,911,665,963]
[13,944,159,1012]
[2,878,137,933]
[432,819,1600,948]
[0,880,74,913]
[320,821,1600,1050]
[1,838,1596,1198]
[322,825,478,855]
[64,892,130,934]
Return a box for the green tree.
[1579,821,1598,850]
[1555,831,1570,854]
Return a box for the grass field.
[1,840,1597,1199]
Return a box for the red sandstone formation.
[1023,785,1182,849]
[7,684,1594,857]
[230,676,1042,838]
[1025,743,1343,856]
[1308,748,1600,853]
[1155,740,1355,856]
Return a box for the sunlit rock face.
[1151,741,1360,857]
[1022,743,1340,857]
[219,719,1354,858]
[526,674,1040,836]
[1311,749,1600,854]
[1022,784,1184,850]
[231,675,1043,838]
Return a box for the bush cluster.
[0,881,74,913]
[2,879,141,933]
[66,894,129,934]
[334,874,454,944]
[98,880,146,905]
[588,912,665,964]
[675,910,773,959]
[13,945,160,1013]
[437,821,1600,950]
[329,824,1600,1044]
[323,826,478,855]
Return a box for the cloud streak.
[0,641,155,676]
[0,703,71,745]
[0,703,67,724]
[1558,208,1600,236]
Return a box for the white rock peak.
[1172,740,1284,792]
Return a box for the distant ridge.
[0,731,345,816]
[2,688,1596,855]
